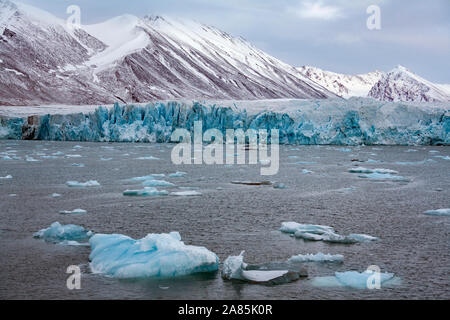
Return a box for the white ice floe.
[358,172,407,181]
[34,222,93,244]
[59,209,87,215]
[136,156,160,160]
[288,253,344,263]
[222,251,292,284]
[170,191,202,196]
[66,180,100,187]
[280,222,378,244]
[0,175,12,179]
[71,163,85,167]
[51,193,61,198]
[89,231,219,278]
[123,187,169,196]
[434,155,450,160]
[424,208,450,216]
[142,180,175,187]
[302,169,314,174]
[168,172,187,178]
[128,174,165,181]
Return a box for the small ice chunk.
[66,180,100,187]
[335,271,395,289]
[434,156,450,160]
[51,193,61,198]
[168,172,187,178]
[302,169,313,174]
[128,174,165,181]
[273,183,287,189]
[59,209,87,215]
[170,191,202,196]
[136,156,159,160]
[2,156,13,160]
[288,253,344,263]
[123,187,169,197]
[424,208,450,216]
[25,156,39,162]
[100,157,112,161]
[349,167,398,174]
[58,241,90,246]
[142,180,175,187]
[71,163,85,167]
[89,232,219,278]
[66,154,82,158]
[347,234,379,242]
[0,174,12,179]
[358,172,407,181]
[280,222,335,235]
[34,222,93,243]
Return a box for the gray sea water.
[0,140,449,300]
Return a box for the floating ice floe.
[395,159,435,165]
[280,222,378,244]
[349,167,398,174]
[142,180,175,187]
[222,251,305,284]
[170,191,202,196]
[34,222,93,244]
[128,174,165,182]
[59,209,87,215]
[136,156,159,160]
[424,208,450,216]
[312,271,396,289]
[57,241,90,246]
[66,180,100,187]
[288,253,344,263]
[100,157,112,161]
[89,232,219,278]
[358,172,408,181]
[168,172,187,178]
[231,181,272,186]
[302,169,313,174]
[273,183,287,189]
[71,163,85,167]
[2,155,13,160]
[25,156,39,162]
[123,187,169,197]
[0,174,12,179]
[434,155,450,160]
[51,193,61,198]
[65,154,82,158]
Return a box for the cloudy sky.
[19,0,450,82]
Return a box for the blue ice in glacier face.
[1,98,448,145]
[34,222,93,244]
[89,232,219,279]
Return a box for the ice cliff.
[0,98,448,145]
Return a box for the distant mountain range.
[0,0,448,106]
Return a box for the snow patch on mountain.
[368,66,450,102]
[298,66,383,99]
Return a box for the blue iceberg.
[89,232,219,278]
[34,222,93,244]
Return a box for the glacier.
[88,232,219,279]
[0,98,448,145]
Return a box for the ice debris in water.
[25,156,39,162]
[71,163,85,167]
[349,167,398,174]
[123,187,169,197]
[66,180,100,187]
[302,169,313,174]
[280,222,378,244]
[89,232,219,279]
[327,271,395,289]
[128,174,165,182]
[170,191,202,196]
[59,209,87,215]
[288,253,344,263]
[424,208,450,216]
[168,172,187,178]
[0,174,12,179]
[273,183,287,189]
[136,156,159,160]
[222,251,303,284]
[358,172,408,181]
[142,180,175,187]
[434,155,450,160]
[51,193,61,198]
[34,222,93,244]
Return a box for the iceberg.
[89,232,219,278]
[142,180,175,187]
[34,222,93,244]
[288,253,344,263]
[66,180,100,187]
[1,98,448,145]
[170,191,202,196]
[168,171,187,178]
[424,208,450,216]
[280,222,378,244]
[123,187,169,197]
[222,252,304,284]
[59,209,87,215]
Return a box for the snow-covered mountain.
[0,0,336,106]
[297,66,383,99]
[368,65,450,102]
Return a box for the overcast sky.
[18,0,450,83]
